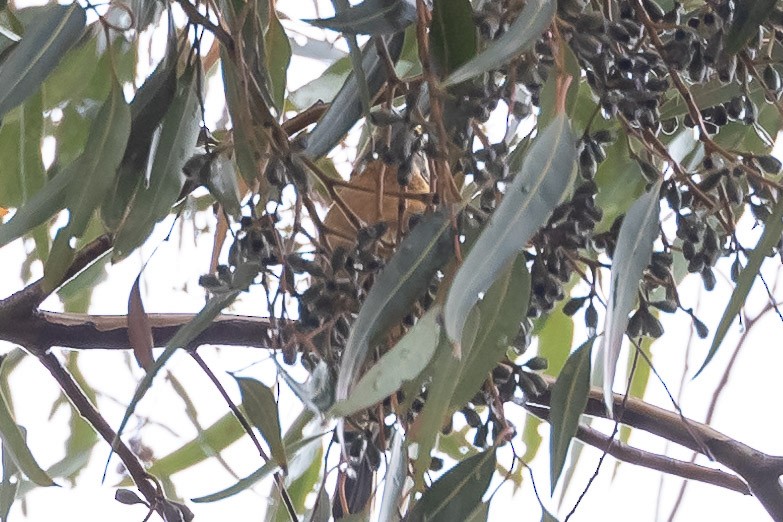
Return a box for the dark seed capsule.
[730,256,742,282]
[525,356,548,371]
[650,299,678,313]
[562,296,587,316]
[682,240,696,260]
[756,155,782,174]
[763,64,781,92]
[692,316,709,339]
[584,302,598,329]
[698,171,724,192]
[701,267,716,291]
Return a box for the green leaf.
[0,432,20,521]
[335,210,453,402]
[307,485,331,522]
[63,78,131,236]
[306,0,415,35]
[697,194,783,376]
[724,0,776,55]
[465,503,490,522]
[549,337,593,492]
[330,307,441,417]
[407,448,496,522]
[443,0,555,86]
[265,9,291,114]
[378,429,405,522]
[303,32,405,160]
[449,255,530,410]
[110,262,260,471]
[0,388,54,486]
[539,43,580,126]
[593,138,646,232]
[235,377,287,471]
[191,432,325,503]
[203,152,242,219]
[601,180,661,411]
[112,68,199,262]
[444,113,577,347]
[429,0,476,75]
[658,81,757,120]
[0,3,85,120]
[410,311,480,485]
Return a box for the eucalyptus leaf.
[407,448,496,522]
[335,210,453,403]
[191,433,325,503]
[444,113,577,348]
[303,32,404,159]
[306,0,416,35]
[724,0,776,55]
[112,68,199,261]
[429,0,476,76]
[449,255,530,410]
[697,194,783,376]
[235,377,287,471]
[265,9,291,113]
[601,180,661,412]
[0,390,54,487]
[443,0,554,86]
[378,429,405,522]
[330,307,441,417]
[549,337,594,492]
[0,3,85,120]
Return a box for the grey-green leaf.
[330,307,441,417]
[0,390,54,487]
[407,448,496,522]
[335,210,453,402]
[429,0,477,75]
[444,113,577,348]
[724,0,776,55]
[449,254,530,410]
[601,180,661,412]
[549,337,593,492]
[697,195,783,376]
[306,0,416,35]
[64,78,131,236]
[378,429,405,522]
[443,0,554,86]
[303,32,404,160]
[112,69,200,261]
[0,162,77,248]
[0,3,85,120]
[235,377,287,471]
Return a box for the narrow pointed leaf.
[449,255,530,409]
[410,311,480,485]
[112,69,199,261]
[724,0,777,55]
[128,274,154,372]
[601,180,661,411]
[698,195,783,376]
[335,210,453,402]
[429,0,476,75]
[235,377,287,471]
[0,162,77,247]
[0,3,85,120]
[307,485,331,522]
[304,32,404,160]
[0,391,54,486]
[330,307,441,417]
[443,0,554,86]
[549,337,593,492]
[110,262,260,470]
[63,78,131,236]
[378,429,405,522]
[191,433,325,503]
[444,114,577,347]
[407,448,496,522]
[265,9,291,113]
[0,436,20,520]
[306,0,416,35]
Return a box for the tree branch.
[524,404,750,496]
[35,351,164,517]
[528,376,783,521]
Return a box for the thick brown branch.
[529,376,783,521]
[0,312,278,351]
[36,351,164,516]
[524,404,750,496]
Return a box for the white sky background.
[1,0,783,520]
